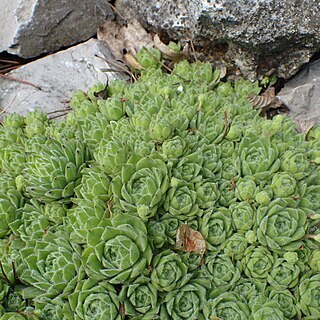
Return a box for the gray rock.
[0,38,126,117]
[0,0,113,58]
[115,0,320,80]
[278,59,320,124]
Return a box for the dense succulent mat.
[0,47,319,319]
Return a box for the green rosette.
[251,301,285,320]
[172,152,203,183]
[222,233,248,260]
[267,288,300,319]
[9,200,50,241]
[267,253,301,290]
[238,132,280,179]
[230,201,256,232]
[150,249,191,292]
[280,149,310,180]
[270,172,297,198]
[199,207,233,251]
[256,199,308,252]
[93,137,129,176]
[204,292,251,320]
[164,178,200,221]
[296,272,320,319]
[119,276,159,319]
[235,176,256,202]
[19,229,84,298]
[68,279,121,320]
[241,245,275,281]
[195,180,220,209]
[160,281,206,320]
[82,213,152,284]
[67,198,109,244]
[198,253,241,294]
[0,188,24,239]
[112,155,169,220]
[74,166,110,202]
[34,295,72,320]
[24,138,89,203]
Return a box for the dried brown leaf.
[176,224,206,256]
[153,34,184,62]
[124,53,144,71]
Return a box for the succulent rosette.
[9,200,50,241]
[267,288,300,319]
[34,296,72,319]
[19,229,85,298]
[280,149,310,180]
[82,213,152,283]
[299,185,320,211]
[164,178,200,221]
[159,213,181,245]
[119,276,159,319]
[256,199,308,252]
[233,277,266,304]
[97,97,126,121]
[218,179,237,207]
[172,152,203,183]
[0,143,26,177]
[270,172,298,198]
[238,132,280,179]
[112,154,169,220]
[222,233,248,259]
[230,201,256,232]
[235,176,257,202]
[204,292,251,320]
[160,281,206,320]
[200,143,222,180]
[67,198,109,244]
[0,188,24,239]
[93,137,129,176]
[43,202,67,225]
[198,253,242,293]
[251,301,285,320]
[267,252,301,289]
[296,272,320,319]
[150,249,191,292]
[24,138,89,203]
[74,166,110,201]
[147,220,167,249]
[199,207,233,250]
[242,245,275,280]
[161,136,187,160]
[195,180,220,209]
[68,279,121,320]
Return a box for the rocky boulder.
[115,0,320,80]
[0,0,113,58]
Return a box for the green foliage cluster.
[0,47,319,320]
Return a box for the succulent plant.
[82,213,152,284]
[68,279,121,320]
[0,45,319,319]
[19,229,85,298]
[24,138,89,203]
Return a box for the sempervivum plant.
[24,138,89,203]
[0,43,319,319]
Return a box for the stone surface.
[0,0,113,58]
[115,0,320,80]
[0,39,126,117]
[278,59,320,124]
